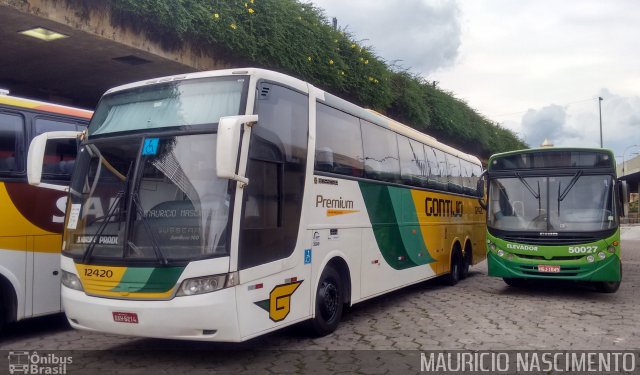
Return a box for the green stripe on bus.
[359,182,435,270]
[110,267,184,293]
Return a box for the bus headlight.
[607,245,616,253]
[61,270,84,292]
[598,252,606,260]
[497,249,505,257]
[586,255,595,263]
[176,272,238,296]
[489,243,497,251]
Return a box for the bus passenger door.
[235,82,311,338]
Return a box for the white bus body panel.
[32,250,61,316]
[0,249,26,321]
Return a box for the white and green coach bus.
[27,68,486,341]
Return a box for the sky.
[310,0,640,165]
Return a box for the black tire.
[0,289,5,334]
[445,250,462,286]
[595,263,622,293]
[460,248,471,280]
[503,277,526,287]
[309,266,343,336]
[595,281,621,293]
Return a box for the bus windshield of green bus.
[64,133,231,262]
[88,76,247,135]
[488,174,616,232]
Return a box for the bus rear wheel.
[0,290,5,333]
[309,266,343,336]
[460,247,472,280]
[445,250,462,286]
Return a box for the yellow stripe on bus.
[410,189,485,274]
[0,96,92,118]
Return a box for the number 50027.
[568,246,597,254]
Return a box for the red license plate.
[538,265,560,273]
[112,311,138,324]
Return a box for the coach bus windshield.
[63,133,233,263]
[88,76,247,135]
[488,174,616,232]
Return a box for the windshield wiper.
[515,173,542,211]
[82,191,124,264]
[130,193,168,265]
[557,170,583,215]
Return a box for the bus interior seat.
[316,147,334,173]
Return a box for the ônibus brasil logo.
[8,351,72,374]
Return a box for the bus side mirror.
[216,115,258,186]
[27,131,82,192]
[618,180,629,217]
[477,172,487,210]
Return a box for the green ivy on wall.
[105,0,526,158]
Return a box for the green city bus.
[484,148,627,293]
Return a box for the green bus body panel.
[486,231,621,282]
[358,182,435,270]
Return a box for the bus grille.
[501,235,600,245]
[517,254,583,261]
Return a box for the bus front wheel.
[309,266,343,336]
[596,281,620,293]
[595,264,622,293]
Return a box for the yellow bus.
[27,69,485,340]
[0,92,91,330]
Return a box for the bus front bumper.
[487,252,621,282]
[62,286,241,341]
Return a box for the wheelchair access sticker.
[142,138,160,155]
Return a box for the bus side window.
[428,147,448,191]
[446,154,462,194]
[34,118,84,180]
[361,120,401,183]
[461,160,476,196]
[471,163,483,197]
[0,112,24,173]
[398,135,428,187]
[315,103,364,177]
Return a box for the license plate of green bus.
[538,265,560,273]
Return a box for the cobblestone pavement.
[1,238,638,373]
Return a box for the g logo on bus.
[254,280,303,322]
